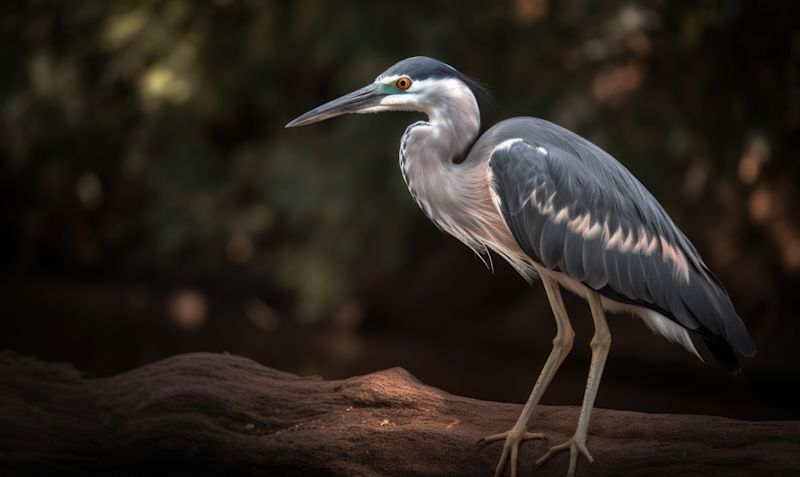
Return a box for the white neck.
[408,78,481,162]
[394,78,534,278]
[397,79,481,230]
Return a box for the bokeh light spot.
[168,289,206,331]
[227,232,254,264]
[75,172,103,210]
[244,299,280,331]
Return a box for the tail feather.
[703,338,741,374]
[681,268,756,361]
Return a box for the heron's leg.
[536,290,611,477]
[480,274,575,477]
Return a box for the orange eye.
[395,77,412,90]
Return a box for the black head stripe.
[380,56,492,104]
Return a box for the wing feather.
[563,229,586,281]
[486,122,755,371]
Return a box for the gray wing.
[486,119,755,370]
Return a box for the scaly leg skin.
[480,275,575,477]
[536,290,611,477]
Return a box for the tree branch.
[0,351,797,476]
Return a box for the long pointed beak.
[285,83,383,128]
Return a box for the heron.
[285,56,756,477]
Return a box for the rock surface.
[0,351,798,476]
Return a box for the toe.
[535,440,569,466]
[493,444,510,477]
[537,436,595,476]
[576,440,593,462]
[485,428,550,477]
[567,445,579,477]
[510,444,519,477]
[480,432,509,445]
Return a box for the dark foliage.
[1,1,798,419]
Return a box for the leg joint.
[553,329,575,354]
[589,332,611,350]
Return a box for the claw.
[481,428,547,477]
[536,435,593,477]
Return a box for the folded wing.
[487,121,755,371]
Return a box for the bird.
[285,56,756,477]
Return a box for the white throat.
[382,77,481,162]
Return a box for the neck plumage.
[407,79,481,163]
[398,79,481,216]
[398,79,482,231]
[396,80,533,278]
[398,80,481,196]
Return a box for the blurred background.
[2,1,799,420]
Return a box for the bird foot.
[536,434,593,477]
[479,428,547,477]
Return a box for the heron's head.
[285,56,489,128]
